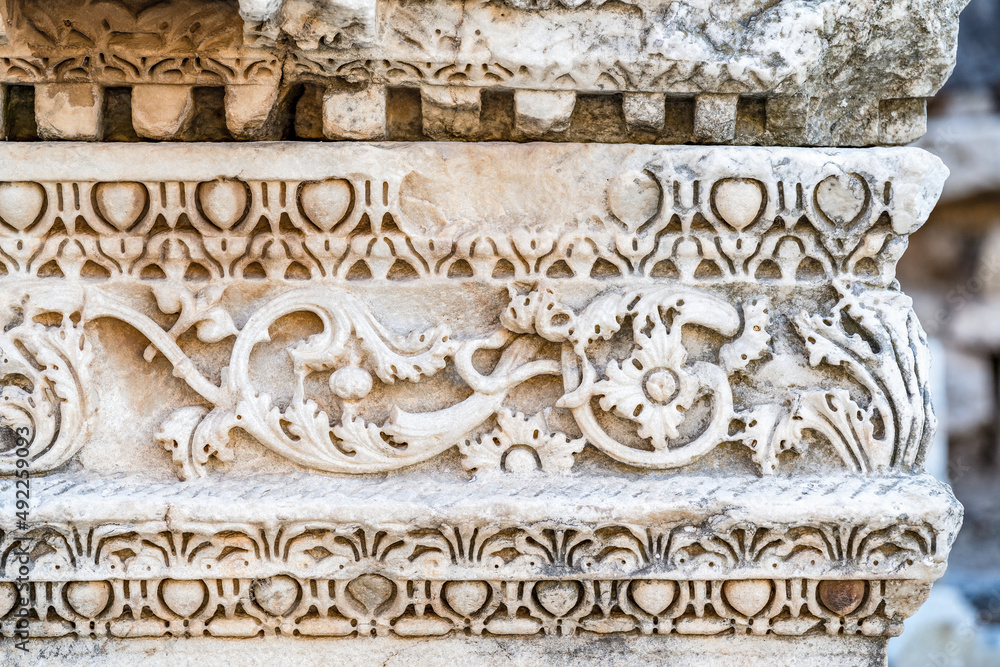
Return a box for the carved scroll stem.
[83,292,225,406]
[561,345,734,468]
[210,288,561,472]
[386,333,561,447]
[226,288,455,394]
[453,329,561,395]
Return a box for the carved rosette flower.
[593,319,699,446]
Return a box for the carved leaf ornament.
[0,147,940,479]
[0,274,932,479]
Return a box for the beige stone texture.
[695,94,739,144]
[622,92,666,133]
[421,85,483,138]
[0,0,971,145]
[224,82,281,139]
[5,634,890,666]
[323,85,386,140]
[0,84,6,139]
[34,83,104,141]
[131,85,196,140]
[766,97,814,145]
[514,90,577,136]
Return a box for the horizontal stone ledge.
[0,473,961,585]
[0,140,946,194]
[0,628,891,662]
[0,142,947,286]
[1,0,966,102]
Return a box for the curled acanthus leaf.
[155,406,237,480]
[146,283,238,361]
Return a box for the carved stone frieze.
[0,142,964,659]
[0,577,932,639]
[0,143,946,479]
[0,0,972,661]
[0,473,962,639]
[0,0,969,144]
[0,143,943,284]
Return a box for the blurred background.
[889,0,1000,663]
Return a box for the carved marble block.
[0,142,962,663]
[0,0,969,145]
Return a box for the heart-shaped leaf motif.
[534,580,580,617]
[630,579,676,616]
[817,580,866,616]
[607,170,661,231]
[95,182,148,231]
[713,178,764,231]
[722,579,773,617]
[346,574,395,613]
[252,575,301,617]
[444,580,490,616]
[300,179,353,231]
[0,182,46,231]
[65,581,112,618]
[160,579,207,617]
[198,180,247,230]
[815,174,867,226]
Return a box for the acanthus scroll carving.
[0,145,943,479]
[0,284,95,474]
[0,277,933,480]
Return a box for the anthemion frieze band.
[0,0,971,664]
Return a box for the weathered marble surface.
[0,143,961,663]
[0,142,948,479]
[6,634,890,666]
[0,0,969,144]
[0,3,973,667]
[0,472,961,643]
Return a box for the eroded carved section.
[0,285,95,474]
[0,0,968,144]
